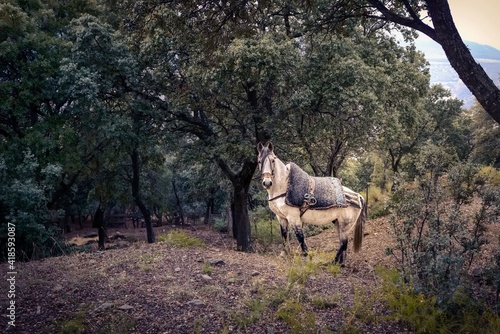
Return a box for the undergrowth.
[377,267,500,334]
[157,229,206,247]
[230,252,500,334]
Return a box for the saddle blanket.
[285,163,348,209]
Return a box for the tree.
[281,32,402,177]
[468,103,500,167]
[379,84,462,181]
[0,0,109,259]
[169,33,301,251]
[64,12,178,243]
[362,0,500,125]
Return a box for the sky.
[447,0,500,49]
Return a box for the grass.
[157,229,206,247]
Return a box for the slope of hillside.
[0,219,405,333]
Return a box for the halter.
[258,151,286,201]
[258,151,276,179]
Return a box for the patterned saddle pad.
[285,163,348,209]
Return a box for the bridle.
[258,151,286,201]
[259,153,275,180]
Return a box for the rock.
[251,271,260,277]
[95,302,113,312]
[188,299,205,306]
[209,259,225,266]
[174,267,181,272]
[200,274,212,281]
[109,232,126,240]
[52,284,63,292]
[118,304,134,310]
[115,240,130,248]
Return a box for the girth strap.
[300,176,316,217]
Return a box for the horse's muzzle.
[261,173,273,189]
[262,178,273,189]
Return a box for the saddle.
[285,163,348,215]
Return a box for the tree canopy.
[1,0,498,258]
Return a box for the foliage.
[365,185,391,219]
[386,156,500,303]
[250,206,281,250]
[377,267,500,334]
[1,0,498,262]
[468,103,500,167]
[479,166,500,185]
[0,151,68,260]
[157,229,206,248]
[275,299,318,334]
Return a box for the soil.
[1,215,498,334]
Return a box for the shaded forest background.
[2,0,499,254]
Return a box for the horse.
[257,142,366,264]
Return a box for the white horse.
[257,142,366,264]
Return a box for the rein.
[268,192,286,202]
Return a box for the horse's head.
[257,142,276,189]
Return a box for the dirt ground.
[1,215,498,333]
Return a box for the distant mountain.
[414,37,500,108]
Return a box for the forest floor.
[2,215,499,334]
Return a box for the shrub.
[386,161,500,304]
[366,185,391,219]
[377,267,500,334]
[0,152,66,260]
[213,218,228,233]
[250,206,281,250]
[275,299,317,334]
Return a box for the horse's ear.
[268,142,273,152]
[257,142,264,153]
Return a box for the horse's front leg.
[278,217,291,255]
[292,221,308,257]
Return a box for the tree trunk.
[366,0,500,124]
[232,183,252,251]
[218,158,256,252]
[92,207,106,250]
[425,0,500,125]
[204,197,214,225]
[131,148,155,243]
[171,180,185,224]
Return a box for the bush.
[366,185,391,219]
[250,206,281,250]
[377,267,500,334]
[213,218,228,233]
[386,161,500,304]
[0,152,66,261]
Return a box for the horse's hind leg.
[334,238,348,265]
[333,219,348,265]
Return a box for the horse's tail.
[353,194,366,253]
